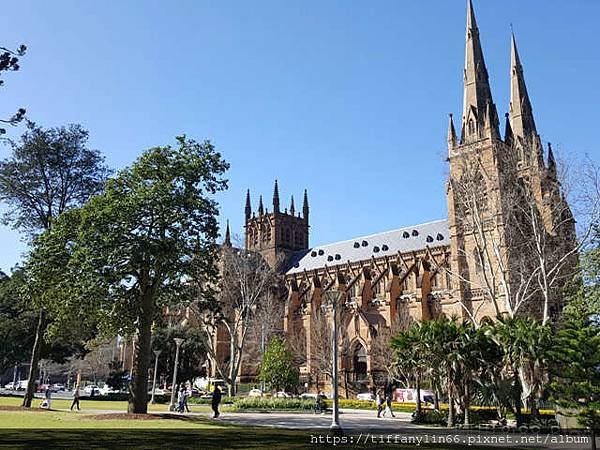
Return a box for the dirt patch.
[85,413,163,420]
[0,405,51,412]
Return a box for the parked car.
[52,383,66,392]
[84,385,101,396]
[299,392,318,400]
[199,392,213,399]
[356,392,376,401]
[36,384,50,393]
[3,382,17,390]
[100,385,118,396]
[273,391,295,398]
[248,388,263,398]
[394,388,435,404]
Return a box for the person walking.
[376,388,384,418]
[383,389,395,418]
[40,387,52,409]
[177,386,185,413]
[211,386,222,418]
[70,384,81,411]
[182,386,190,413]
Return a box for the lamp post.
[168,338,185,411]
[150,349,162,404]
[323,290,343,433]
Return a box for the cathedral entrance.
[351,342,368,383]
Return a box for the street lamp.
[323,290,343,433]
[150,349,162,404]
[168,338,185,411]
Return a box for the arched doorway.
[351,342,368,383]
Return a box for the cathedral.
[224,0,575,391]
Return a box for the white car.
[248,388,263,397]
[274,391,295,398]
[100,385,118,396]
[357,392,376,401]
[84,385,101,396]
[4,382,17,389]
[299,392,317,400]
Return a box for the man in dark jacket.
[211,386,222,418]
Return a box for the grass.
[0,396,534,449]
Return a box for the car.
[84,385,101,396]
[357,392,376,401]
[299,392,318,400]
[52,383,66,392]
[248,388,263,398]
[100,385,118,396]
[3,382,17,390]
[273,391,295,398]
[199,392,213,399]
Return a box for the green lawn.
[0,396,524,450]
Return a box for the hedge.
[230,397,315,411]
[188,396,235,405]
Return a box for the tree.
[0,44,26,137]
[391,323,426,416]
[30,136,228,413]
[193,246,281,396]
[0,122,109,407]
[0,269,87,378]
[258,337,298,393]
[549,239,600,450]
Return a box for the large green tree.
[258,337,298,393]
[549,239,600,450]
[0,122,108,407]
[35,137,228,413]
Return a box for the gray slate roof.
[285,219,450,275]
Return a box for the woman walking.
[70,384,81,411]
[376,388,384,418]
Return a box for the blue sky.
[1,0,599,273]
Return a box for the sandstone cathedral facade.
[218,0,576,391]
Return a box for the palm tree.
[491,315,551,425]
[391,323,426,416]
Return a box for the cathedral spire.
[509,31,537,142]
[461,0,499,143]
[302,189,309,221]
[504,112,513,147]
[224,219,232,247]
[272,179,280,213]
[290,195,295,216]
[547,142,557,177]
[245,189,252,221]
[258,195,264,215]
[447,113,457,149]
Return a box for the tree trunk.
[415,375,422,416]
[128,290,154,414]
[434,387,440,411]
[514,372,523,427]
[591,427,596,450]
[464,380,471,427]
[22,308,45,408]
[447,379,454,427]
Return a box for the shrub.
[230,397,314,411]
[188,396,234,405]
[413,409,447,425]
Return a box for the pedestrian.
[211,386,222,418]
[376,388,384,418]
[70,384,81,411]
[383,389,395,418]
[176,386,185,413]
[183,386,190,413]
[40,387,52,409]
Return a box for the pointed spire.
[258,195,264,215]
[504,112,513,147]
[272,179,280,213]
[302,189,309,221]
[245,189,252,221]
[461,0,499,143]
[224,220,232,247]
[547,142,557,177]
[447,113,457,149]
[509,31,537,142]
[290,195,295,216]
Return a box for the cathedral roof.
[286,219,450,275]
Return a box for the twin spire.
[245,181,309,221]
[452,0,536,147]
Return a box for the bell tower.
[244,180,309,268]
